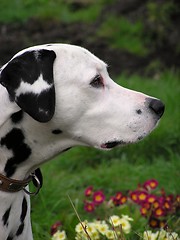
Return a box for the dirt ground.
[0,1,179,76]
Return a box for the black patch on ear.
[52,129,63,134]
[0,49,56,122]
[11,110,24,124]
[0,128,31,177]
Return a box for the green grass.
[0,0,105,23]
[31,70,180,239]
[98,16,149,56]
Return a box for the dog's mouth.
[100,140,127,149]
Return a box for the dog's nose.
[149,99,165,118]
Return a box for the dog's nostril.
[149,99,165,118]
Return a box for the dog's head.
[0,44,164,150]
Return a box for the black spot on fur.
[11,110,24,123]
[136,109,142,114]
[21,197,27,222]
[138,136,144,140]
[0,128,31,177]
[16,223,24,236]
[52,129,63,134]
[2,206,11,226]
[6,235,13,240]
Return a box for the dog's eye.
[90,75,104,88]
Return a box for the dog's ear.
[0,49,56,122]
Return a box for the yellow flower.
[90,231,100,240]
[119,218,131,234]
[86,222,97,235]
[106,230,116,239]
[75,221,99,240]
[109,215,121,227]
[51,230,67,240]
[75,221,87,233]
[143,230,158,240]
[95,221,109,235]
[166,232,179,240]
[121,214,133,222]
[158,229,179,240]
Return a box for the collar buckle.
[0,168,43,195]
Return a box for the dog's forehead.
[12,44,106,70]
[52,44,106,69]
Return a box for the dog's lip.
[100,140,126,149]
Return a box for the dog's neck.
[0,187,33,240]
[0,110,76,240]
[0,110,76,181]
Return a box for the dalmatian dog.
[0,44,164,239]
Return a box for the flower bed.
[50,179,179,239]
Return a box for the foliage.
[98,16,148,56]
[146,0,176,39]
[0,0,179,69]
[0,0,106,23]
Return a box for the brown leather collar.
[0,173,32,193]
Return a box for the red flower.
[130,190,139,203]
[84,186,93,197]
[50,221,62,236]
[143,179,158,190]
[119,196,127,204]
[159,220,167,229]
[115,192,122,200]
[84,202,95,212]
[158,196,165,204]
[166,194,174,202]
[153,201,160,209]
[111,197,119,206]
[140,203,151,216]
[163,201,172,211]
[149,217,160,228]
[137,191,148,203]
[176,195,180,203]
[112,192,127,206]
[93,191,105,205]
[153,207,165,217]
[140,206,149,216]
[130,190,148,204]
[147,194,156,204]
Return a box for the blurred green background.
[0,0,179,76]
[0,0,179,239]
